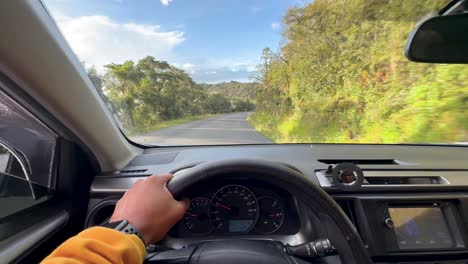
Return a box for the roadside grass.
[247,113,278,142]
[127,114,217,136]
[248,112,349,143]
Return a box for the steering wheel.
[146,159,372,264]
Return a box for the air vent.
[318,159,398,165]
[365,176,444,185]
[98,168,150,178]
[315,170,449,187]
[324,175,445,185]
[85,200,117,227]
[119,169,147,174]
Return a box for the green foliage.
[232,99,256,112]
[87,56,255,133]
[203,93,232,114]
[200,81,259,101]
[251,0,468,144]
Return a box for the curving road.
[132,112,272,146]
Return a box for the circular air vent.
[331,162,364,191]
[85,198,119,227]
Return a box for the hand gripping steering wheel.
[145,159,372,264]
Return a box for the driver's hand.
[109,174,189,245]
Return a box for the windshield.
[44,0,467,146]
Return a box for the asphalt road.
[132,112,272,145]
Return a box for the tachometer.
[184,197,212,235]
[255,196,284,234]
[210,185,259,233]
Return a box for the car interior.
[0,1,468,264]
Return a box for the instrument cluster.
[170,180,299,237]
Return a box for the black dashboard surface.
[105,144,468,177]
[93,144,468,193]
[89,144,468,262]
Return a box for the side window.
[0,142,35,218]
[0,143,25,178]
[0,89,56,220]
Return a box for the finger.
[120,190,130,200]
[131,179,144,188]
[151,174,174,186]
[109,214,118,222]
[173,199,190,219]
[125,179,143,195]
[180,198,190,211]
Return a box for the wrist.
[104,219,147,245]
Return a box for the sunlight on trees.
[250,0,468,144]
[87,57,257,133]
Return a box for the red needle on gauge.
[269,214,282,218]
[188,213,199,217]
[215,202,232,211]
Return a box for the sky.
[42,0,306,83]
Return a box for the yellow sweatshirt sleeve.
[41,226,146,264]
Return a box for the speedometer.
[210,185,259,233]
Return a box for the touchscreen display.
[389,207,454,249]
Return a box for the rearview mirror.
[405,13,468,63]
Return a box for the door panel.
[0,78,95,262]
[0,208,68,263]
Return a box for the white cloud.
[271,22,280,30]
[160,0,174,6]
[223,61,257,73]
[182,63,195,69]
[182,63,195,74]
[246,65,257,72]
[191,67,253,83]
[52,12,185,72]
[185,58,258,83]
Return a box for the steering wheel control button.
[331,163,364,191]
[385,217,395,228]
[286,239,337,259]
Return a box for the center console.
[387,204,463,251]
[334,195,468,261]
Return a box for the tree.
[232,99,255,112]
[93,56,236,132]
[203,93,232,114]
[250,0,468,144]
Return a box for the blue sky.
[43,0,306,83]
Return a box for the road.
[132,112,272,145]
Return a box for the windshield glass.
[44,0,468,146]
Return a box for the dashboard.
[169,179,300,238]
[87,144,468,263]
